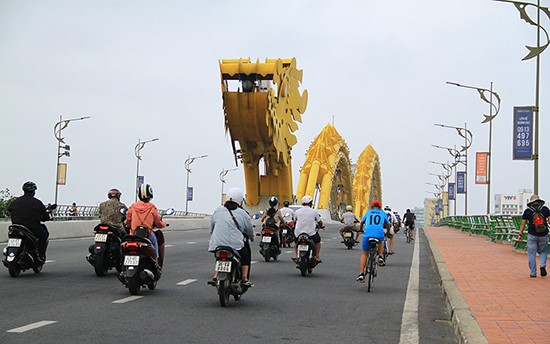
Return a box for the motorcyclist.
[280,200,296,223]
[293,195,324,263]
[125,184,166,259]
[208,187,255,287]
[98,188,128,238]
[259,196,284,251]
[339,205,360,243]
[7,182,51,262]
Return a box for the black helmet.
[269,196,278,207]
[283,200,290,207]
[138,184,154,201]
[22,181,37,193]
[108,188,122,199]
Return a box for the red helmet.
[107,188,122,199]
[371,200,382,209]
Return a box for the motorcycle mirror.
[164,208,175,216]
[49,204,58,210]
[120,208,127,215]
[259,210,264,215]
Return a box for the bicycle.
[364,238,380,292]
[404,225,412,244]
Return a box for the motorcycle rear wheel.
[218,279,230,307]
[94,252,108,277]
[299,258,307,277]
[8,263,21,277]
[32,263,43,274]
[128,275,140,295]
[147,280,157,290]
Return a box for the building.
[413,206,425,229]
[424,198,438,227]
[494,189,532,215]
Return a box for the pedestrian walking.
[518,195,550,278]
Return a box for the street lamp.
[446,82,500,215]
[434,123,473,214]
[134,138,159,202]
[495,0,549,194]
[219,167,239,205]
[184,154,207,214]
[53,115,91,205]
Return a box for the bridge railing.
[50,205,209,220]
[436,215,540,253]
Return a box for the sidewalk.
[425,226,550,344]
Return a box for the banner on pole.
[57,163,67,185]
[475,152,489,184]
[457,172,466,194]
[513,106,534,160]
[187,187,194,201]
[448,182,455,200]
[137,176,144,187]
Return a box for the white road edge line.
[165,245,174,248]
[399,227,420,344]
[112,296,143,304]
[7,320,57,333]
[177,279,197,285]
[187,242,196,244]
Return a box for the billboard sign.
[513,106,534,160]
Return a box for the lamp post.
[134,138,159,202]
[53,115,91,205]
[219,167,239,205]
[434,123,473,214]
[446,82,500,215]
[495,0,549,194]
[184,154,207,214]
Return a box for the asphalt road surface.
[1,223,458,344]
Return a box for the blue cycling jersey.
[361,209,389,240]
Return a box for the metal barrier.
[436,215,549,252]
[50,205,209,220]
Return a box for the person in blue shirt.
[356,200,389,282]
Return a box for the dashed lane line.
[165,245,174,248]
[251,261,258,264]
[187,242,196,244]
[7,320,57,333]
[112,296,143,304]
[177,279,197,285]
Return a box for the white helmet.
[346,205,353,211]
[301,195,313,205]
[226,187,244,206]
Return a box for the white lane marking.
[399,227,420,344]
[112,296,143,304]
[45,260,56,263]
[251,261,258,264]
[285,251,292,254]
[187,242,196,244]
[165,245,174,248]
[177,279,197,285]
[7,320,57,333]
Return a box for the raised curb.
[424,228,489,344]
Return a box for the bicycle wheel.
[367,250,376,292]
[406,229,411,243]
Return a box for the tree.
[0,188,15,218]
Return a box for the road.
[1,223,458,344]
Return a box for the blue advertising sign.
[513,106,534,160]
[437,199,443,212]
[187,187,194,201]
[137,176,144,187]
[448,182,455,200]
[456,172,466,194]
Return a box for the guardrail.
[436,215,548,253]
[49,205,209,220]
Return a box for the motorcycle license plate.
[262,236,272,243]
[124,255,139,266]
[215,261,232,273]
[94,233,108,242]
[344,232,353,238]
[8,238,22,247]
[298,244,309,252]
[282,229,288,234]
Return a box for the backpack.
[529,206,548,234]
[265,207,277,228]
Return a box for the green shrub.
[0,188,15,218]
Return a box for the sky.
[0,0,548,216]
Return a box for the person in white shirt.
[293,195,324,262]
[384,205,398,255]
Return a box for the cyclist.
[293,195,324,263]
[339,205,360,243]
[384,205,398,255]
[403,208,416,240]
[357,200,389,282]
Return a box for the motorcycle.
[342,226,356,249]
[281,214,295,248]
[3,224,47,277]
[86,224,124,276]
[212,239,250,307]
[117,208,174,295]
[2,204,56,278]
[295,233,318,276]
[259,224,280,262]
